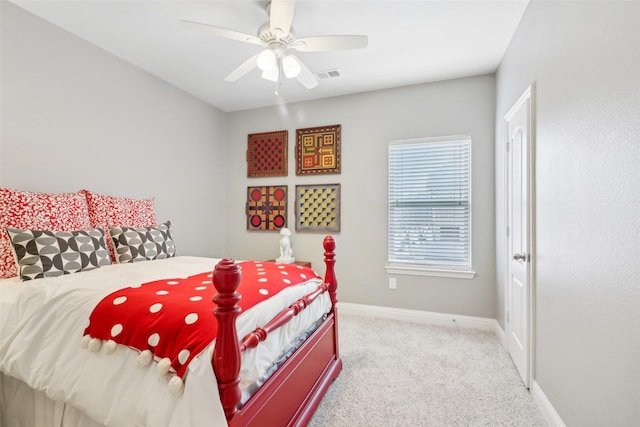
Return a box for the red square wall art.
[296,125,341,175]
[247,130,288,177]
[246,186,287,231]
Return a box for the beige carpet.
[308,313,547,427]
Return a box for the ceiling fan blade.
[269,0,295,38]
[289,55,318,89]
[181,20,266,47]
[225,54,260,82]
[291,35,368,52]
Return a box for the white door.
[505,86,533,388]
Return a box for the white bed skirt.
[1,372,102,427]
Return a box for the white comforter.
[0,257,329,427]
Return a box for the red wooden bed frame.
[212,236,341,426]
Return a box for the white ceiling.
[11,0,530,112]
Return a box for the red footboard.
[212,236,341,426]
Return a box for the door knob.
[513,253,527,261]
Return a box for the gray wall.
[226,75,497,318]
[495,1,640,425]
[0,2,229,258]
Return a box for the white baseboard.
[337,302,498,332]
[531,381,566,427]
[494,321,507,349]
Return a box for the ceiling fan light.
[257,49,276,71]
[282,55,302,78]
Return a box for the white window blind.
[388,135,471,269]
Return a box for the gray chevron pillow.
[5,227,112,281]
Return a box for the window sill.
[384,264,476,279]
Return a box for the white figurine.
[276,228,295,263]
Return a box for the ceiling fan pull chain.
[275,57,283,95]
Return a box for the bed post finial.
[212,258,242,420]
[323,236,338,306]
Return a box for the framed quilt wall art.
[247,130,288,177]
[295,184,341,232]
[296,124,341,175]
[246,185,287,231]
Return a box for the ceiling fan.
[181,0,368,92]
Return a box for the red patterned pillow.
[0,188,92,279]
[81,190,157,262]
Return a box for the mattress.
[0,256,330,427]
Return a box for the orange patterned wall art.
[246,185,287,231]
[247,130,288,177]
[295,125,341,175]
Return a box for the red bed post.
[323,235,338,307]
[212,258,243,420]
[323,235,340,362]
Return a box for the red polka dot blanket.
[83,261,320,393]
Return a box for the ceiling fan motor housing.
[258,21,295,47]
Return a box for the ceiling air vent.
[314,69,341,80]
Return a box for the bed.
[0,188,341,427]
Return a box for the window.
[387,135,474,278]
